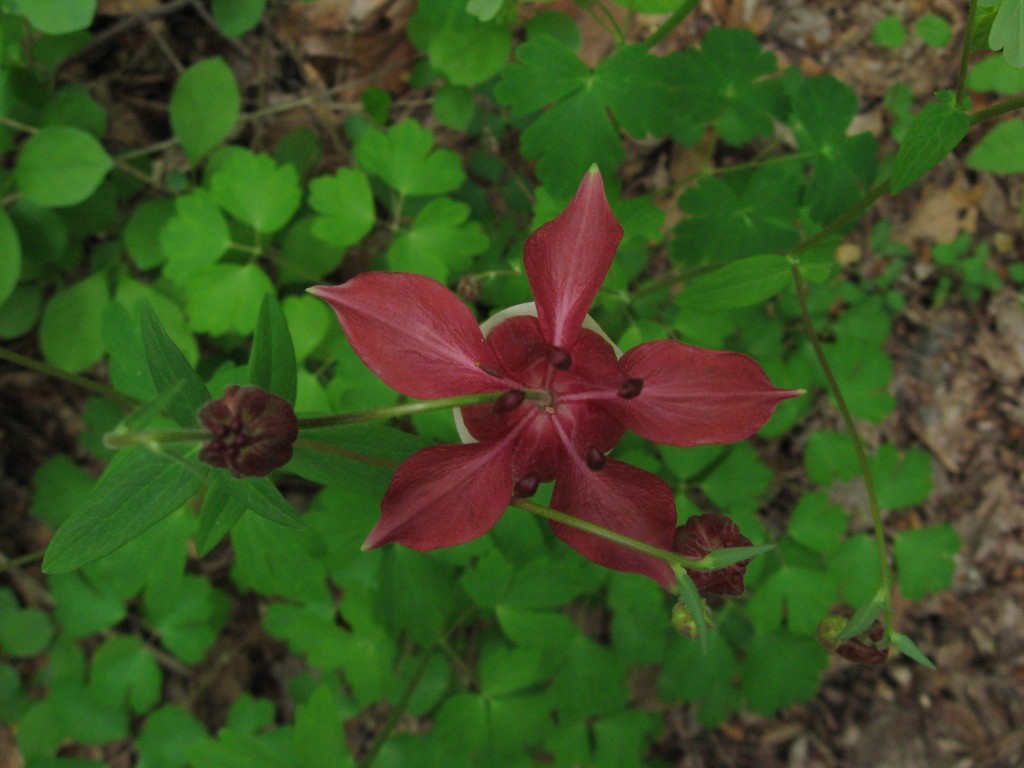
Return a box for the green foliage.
[989,0,1024,67]
[915,14,953,47]
[891,100,969,193]
[169,58,241,164]
[872,15,907,48]
[966,118,1024,173]
[893,525,961,599]
[15,126,112,207]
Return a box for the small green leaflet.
[42,448,208,574]
[211,0,266,37]
[692,543,775,569]
[208,149,302,234]
[407,0,511,86]
[890,101,969,193]
[158,189,231,282]
[15,126,112,207]
[676,254,791,311]
[39,272,108,373]
[248,293,297,404]
[17,0,96,34]
[837,591,885,641]
[308,167,376,247]
[169,57,241,164]
[893,524,960,600]
[195,482,246,556]
[184,264,276,336]
[387,197,489,282]
[355,120,465,196]
[891,631,937,669]
[140,301,211,427]
[989,0,1024,68]
[675,567,708,652]
[966,118,1024,173]
[209,470,303,528]
[0,209,22,307]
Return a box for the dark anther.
[514,473,540,498]
[492,389,526,413]
[477,363,504,379]
[548,346,572,371]
[618,377,644,399]
[585,446,607,471]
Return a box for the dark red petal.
[673,514,752,597]
[524,168,623,349]
[549,458,676,588]
[364,441,515,551]
[309,273,510,400]
[607,340,801,448]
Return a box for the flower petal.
[364,440,515,551]
[607,340,801,448]
[549,458,676,587]
[524,168,623,349]
[309,273,509,400]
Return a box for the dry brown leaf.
[894,176,976,243]
[98,0,160,15]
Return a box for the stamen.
[548,346,572,371]
[585,446,607,471]
[618,377,644,399]
[492,389,526,413]
[513,473,540,498]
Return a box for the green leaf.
[495,605,579,649]
[914,13,952,47]
[891,101,969,193]
[282,295,331,361]
[248,294,297,403]
[675,569,708,651]
[208,149,301,233]
[741,630,828,715]
[307,167,375,247]
[494,34,590,116]
[17,0,96,34]
[786,492,847,556]
[838,593,884,641]
[872,15,907,48]
[407,0,511,86]
[294,686,352,768]
[891,631,937,669]
[194,481,245,556]
[230,513,326,602]
[42,448,207,573]
[211,0,266,37]
[607,573,668,665]
[184,264,275,336]
[40,84,108,137]
[210,470,303,528]
[103,301,157,401]
[39,272,108,373]
[144,574,229,664]
[16,126,112,207]
[355,120,465,196]
[387,197,488,281]
[966,118,1024,173]
[169,57,241,164]
[125,197,174,270]
[433,84,476,130]
[277,217,345,284]
[158,189,231,281]
[0,209,22,307]
[869,444,932,509]
[0,283,44,340]
[50,571,127,637]
[659,627,741,727]
[966,53,1024,93]
[747,565,838,635]
[88,635,162,714]
[989,0,1024,68]
[0,589,53,657]
[140,301,210,427]
[136,705,207,768]
[676,254,791,311]
[893,524,960,600]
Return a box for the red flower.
[310,169,798,586]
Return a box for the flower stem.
[0,345,139,409]
[357,647,435,768]
[969,93,1024,125]
[296,392,540,430]
[644,0,699,49]
[956,0,980,108]
[789,261,894,636]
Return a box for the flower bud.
[816,612,888,665]
[671,600,714,640]
[672,514,753,597]
[198,385,298,478]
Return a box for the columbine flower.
[310,168,797,586]
[198,385,298,478]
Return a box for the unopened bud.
[817,612,888,665]
[198,385,298,478]
[672,514,753,597]
[671,600,714,640]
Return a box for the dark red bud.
[198,385,298,478]
[513,473,540,498]
[585,446,607,471]
[492,389,526,413]
[618,378,644,399]
[547,347,572,371]
[817,612,888,665]
[672,514,753,597]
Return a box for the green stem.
[0,549,45,573]
[103,428,210,449]
[789,262,893,635]
[969,93,1024,125]
[644,0,699,49]
[297,392,536,430]
[293,437,400,470]
[956,0,979,108]
[0,346,138,409]
[791,180,889,259]
[357,648,435,768]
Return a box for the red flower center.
[458,313,632,493]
